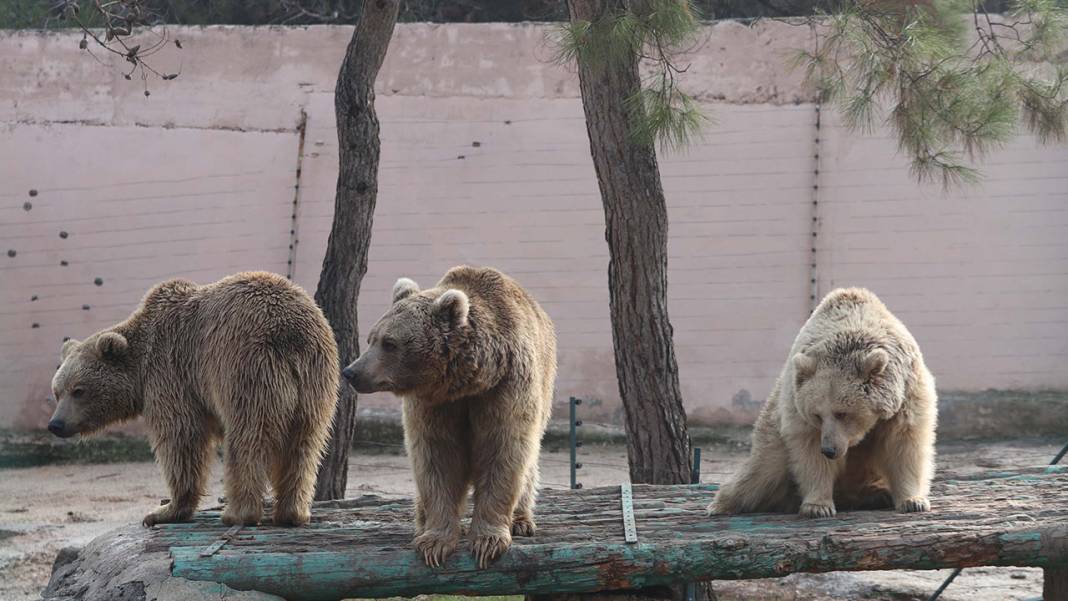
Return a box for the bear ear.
[860,348,889,380]
[96,332,128,360]
[434,289,469,328]
[793,352,817,386]
[392,278,420,304]
[61,339,81,361]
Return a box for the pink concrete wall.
[1,24,1065,430]
[818,112,1068,391]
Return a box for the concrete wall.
[1,23,1066,430]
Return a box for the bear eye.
[833,412,847,420]
[71,388,85,399]
[380,338,397,352]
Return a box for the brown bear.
[708,287,937,518]
[49,272,339,528]
[343,265,556,568]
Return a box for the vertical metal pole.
[569,397,582,490]
[691,447,702,484]
[685,446,703,601]
[928,438,1068,601]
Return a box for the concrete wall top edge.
[0,21,819,133]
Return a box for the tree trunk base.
[1046,565,1068,601]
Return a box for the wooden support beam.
[156,467,1068,601]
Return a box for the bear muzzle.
[342,364,388,394]
[48,419,75,438]
[341,365,361,387]
[820,445,839,459]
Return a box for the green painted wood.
[162,468,1068,601]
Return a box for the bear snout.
[341,364,377,393]
[820,445,839,459]
[341,365,361,387]
[48,419,73,438]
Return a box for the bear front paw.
[142,504,193,528]
[799,502,836,519]
[471,531,512,569]
[221,505,262,527]
[413,530,459,568]
[706,500,730,516]
[272,504,311,527]
[897,497,930,513]
[511,514,536,537]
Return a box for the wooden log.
[157,467,1068,601]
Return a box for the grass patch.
[347,597,522,601]
[0,429,153,468]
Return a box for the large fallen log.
[45,466,1068,601]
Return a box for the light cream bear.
[709,288,937,518]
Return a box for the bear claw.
[471,533,511,569]
[897,497,930,513]
[413,530,459,568]
[799,502,836,518]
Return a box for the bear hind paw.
[511,515,536,537]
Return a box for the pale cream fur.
[709,288,937,518]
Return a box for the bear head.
[342,277,470,399]
[49,332,141,438]
[791,344,903,460]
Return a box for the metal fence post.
[569,397,583,490]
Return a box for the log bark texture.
[135,467,1068,601]
[312,0,400,501]
[567,0,691,486]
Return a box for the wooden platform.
[144,466,1068,601]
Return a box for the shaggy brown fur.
[49,272,339,528]
[709,287,937,519]
[343,265,556,568]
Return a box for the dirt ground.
[0,439,1061,601]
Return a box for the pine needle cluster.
[554,0,708,150]
[796,0,1068,187]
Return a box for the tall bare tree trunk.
[313,0,400,501]
[567,0,692,486]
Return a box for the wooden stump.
[1046,566,1068,601]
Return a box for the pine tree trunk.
[313,0,400,501]
[567,0,692,486]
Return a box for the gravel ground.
[0,438,1061,601]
